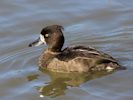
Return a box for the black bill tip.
[28,43,32,47]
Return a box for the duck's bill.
[29,35,46,47]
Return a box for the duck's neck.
[46,49,61,54]
[48,37,64,52]
[48,47,62,52]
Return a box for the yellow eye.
[45,34,49,37]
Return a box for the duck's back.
[44,46,121,73]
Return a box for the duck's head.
[29,25,64,52]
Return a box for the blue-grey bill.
[29,38,44,47]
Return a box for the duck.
[29,25,125,73]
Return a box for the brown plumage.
[29,25,125,73]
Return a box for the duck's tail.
[116,66,126,70]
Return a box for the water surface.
[0,0,133,100]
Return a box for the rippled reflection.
[26,68,113,97]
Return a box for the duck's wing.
[57,45,118,63]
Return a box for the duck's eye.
[45,34,49,38]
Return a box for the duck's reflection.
[29,67,113,97]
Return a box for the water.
[0,0,133,100]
